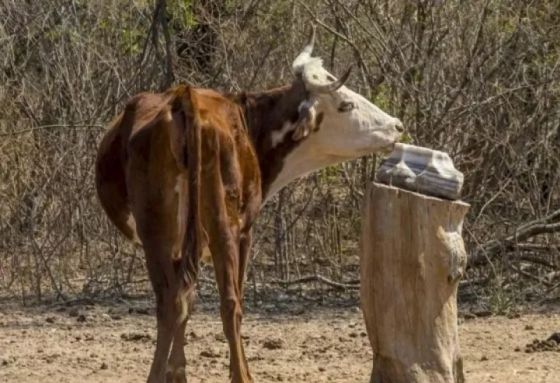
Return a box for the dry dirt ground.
[0,299,558,383]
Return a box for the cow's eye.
[337,101,355,113]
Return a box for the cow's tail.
[180,87,203,291]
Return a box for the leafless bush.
[1,0,558,308]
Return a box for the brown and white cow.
[95,31,403,383]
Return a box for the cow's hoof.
[166,367,187,383]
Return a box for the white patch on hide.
[271,121,295,148]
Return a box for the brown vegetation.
[1,0,559,310]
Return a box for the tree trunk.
[360,182,469,383]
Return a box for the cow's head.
[265,29,403,197]
[291,28,403,158]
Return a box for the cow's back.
[95,86,262,252]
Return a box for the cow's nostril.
[394,120,404,133]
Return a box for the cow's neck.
[236,83,333,203]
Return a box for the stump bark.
[360,182,469,383]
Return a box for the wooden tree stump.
[360,182,470,383]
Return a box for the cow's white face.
[264,33,403,199]
[305,68,403,158]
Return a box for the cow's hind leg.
[166,290,196,383]
[144,245,185,383]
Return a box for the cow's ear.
[291,100,316,141]
[291,116,312,141]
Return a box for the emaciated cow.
[95,30,403,383]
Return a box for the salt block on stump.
[375,143,464,200]
[360,145,469,383]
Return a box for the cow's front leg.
[201,128,252,382]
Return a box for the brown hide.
[96,83,307,383]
